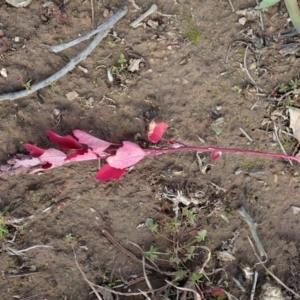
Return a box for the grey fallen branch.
[0,6,128,102]
[51,7,127,53]
[238,206,267,258]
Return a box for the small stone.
[14,37,20,42]
[66,91,79,101]
[238,17,247,25]
[291,206,300,215]
[145,218,154,227]
[78,65,88,73]
[0,68,7,77]
[52,108,61,117]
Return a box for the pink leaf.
[24,144,45,157]
[107,141,145,169]
[66,149,98,162]
[211,151,222,160]
[12,157,42,169]
[39,148,67,166]
[95,164,126,181]
[46,130,82,150]
[73,130,112,155]
[148,120,168,143]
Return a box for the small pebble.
[0,68,7,77]
[14,36,20,42]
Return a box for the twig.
[90,0,94,29]
[142,256,154,295]
[90,207,169,275]
[248,237,300,298]
[52,7,127,53]
[0,7,128,102]
[273,123,293,166]
[250,271,258,300]
[228,0,234,12]
[238,206,267,258]
[232,277,246,292]
[256,0,264,30]
[128,0,141,10]
[166,280,202,300]
[5,244,54,256]
[130,4,158,28]
[239,127,253,142]
[243,45,257,86]
[73,247,103,300]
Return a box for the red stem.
[143,146,300,164]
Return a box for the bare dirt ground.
[0,0,300,299]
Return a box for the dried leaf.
[107,141,145,168]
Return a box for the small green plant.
[185,25,202,43]
[289,78,300,90]
[231,85,242,93]
[0,206,9,238]
[144,245,158,261]
[109,54,128,78]
[191,272,203,283]
[182,8,202,43]
[110,66,119,76]
[65,233,73,241]
[214,128,222,136]
[117,53,127,70]
[196,229,207,242]
[23,79,32,90]
[50,81,64,96]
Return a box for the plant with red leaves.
[2,119,300,181]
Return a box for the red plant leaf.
[211,151,222,160]
[46,130,82,150]
[73,130,112,155]
[148,120,168,143]
[66,149,98,162]
[107,141,145,169]
[95,164,126,181]
[24,144,45,157]
[210,287,225,297]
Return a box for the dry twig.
[238,206,267,258]
[73,247,103,300]
[130,4,158,28]
[248,237,300,298]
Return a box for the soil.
[0,0,300,299]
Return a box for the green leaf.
[191,272,203,282]
[255,0,281,9]
[196,230,207,242]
